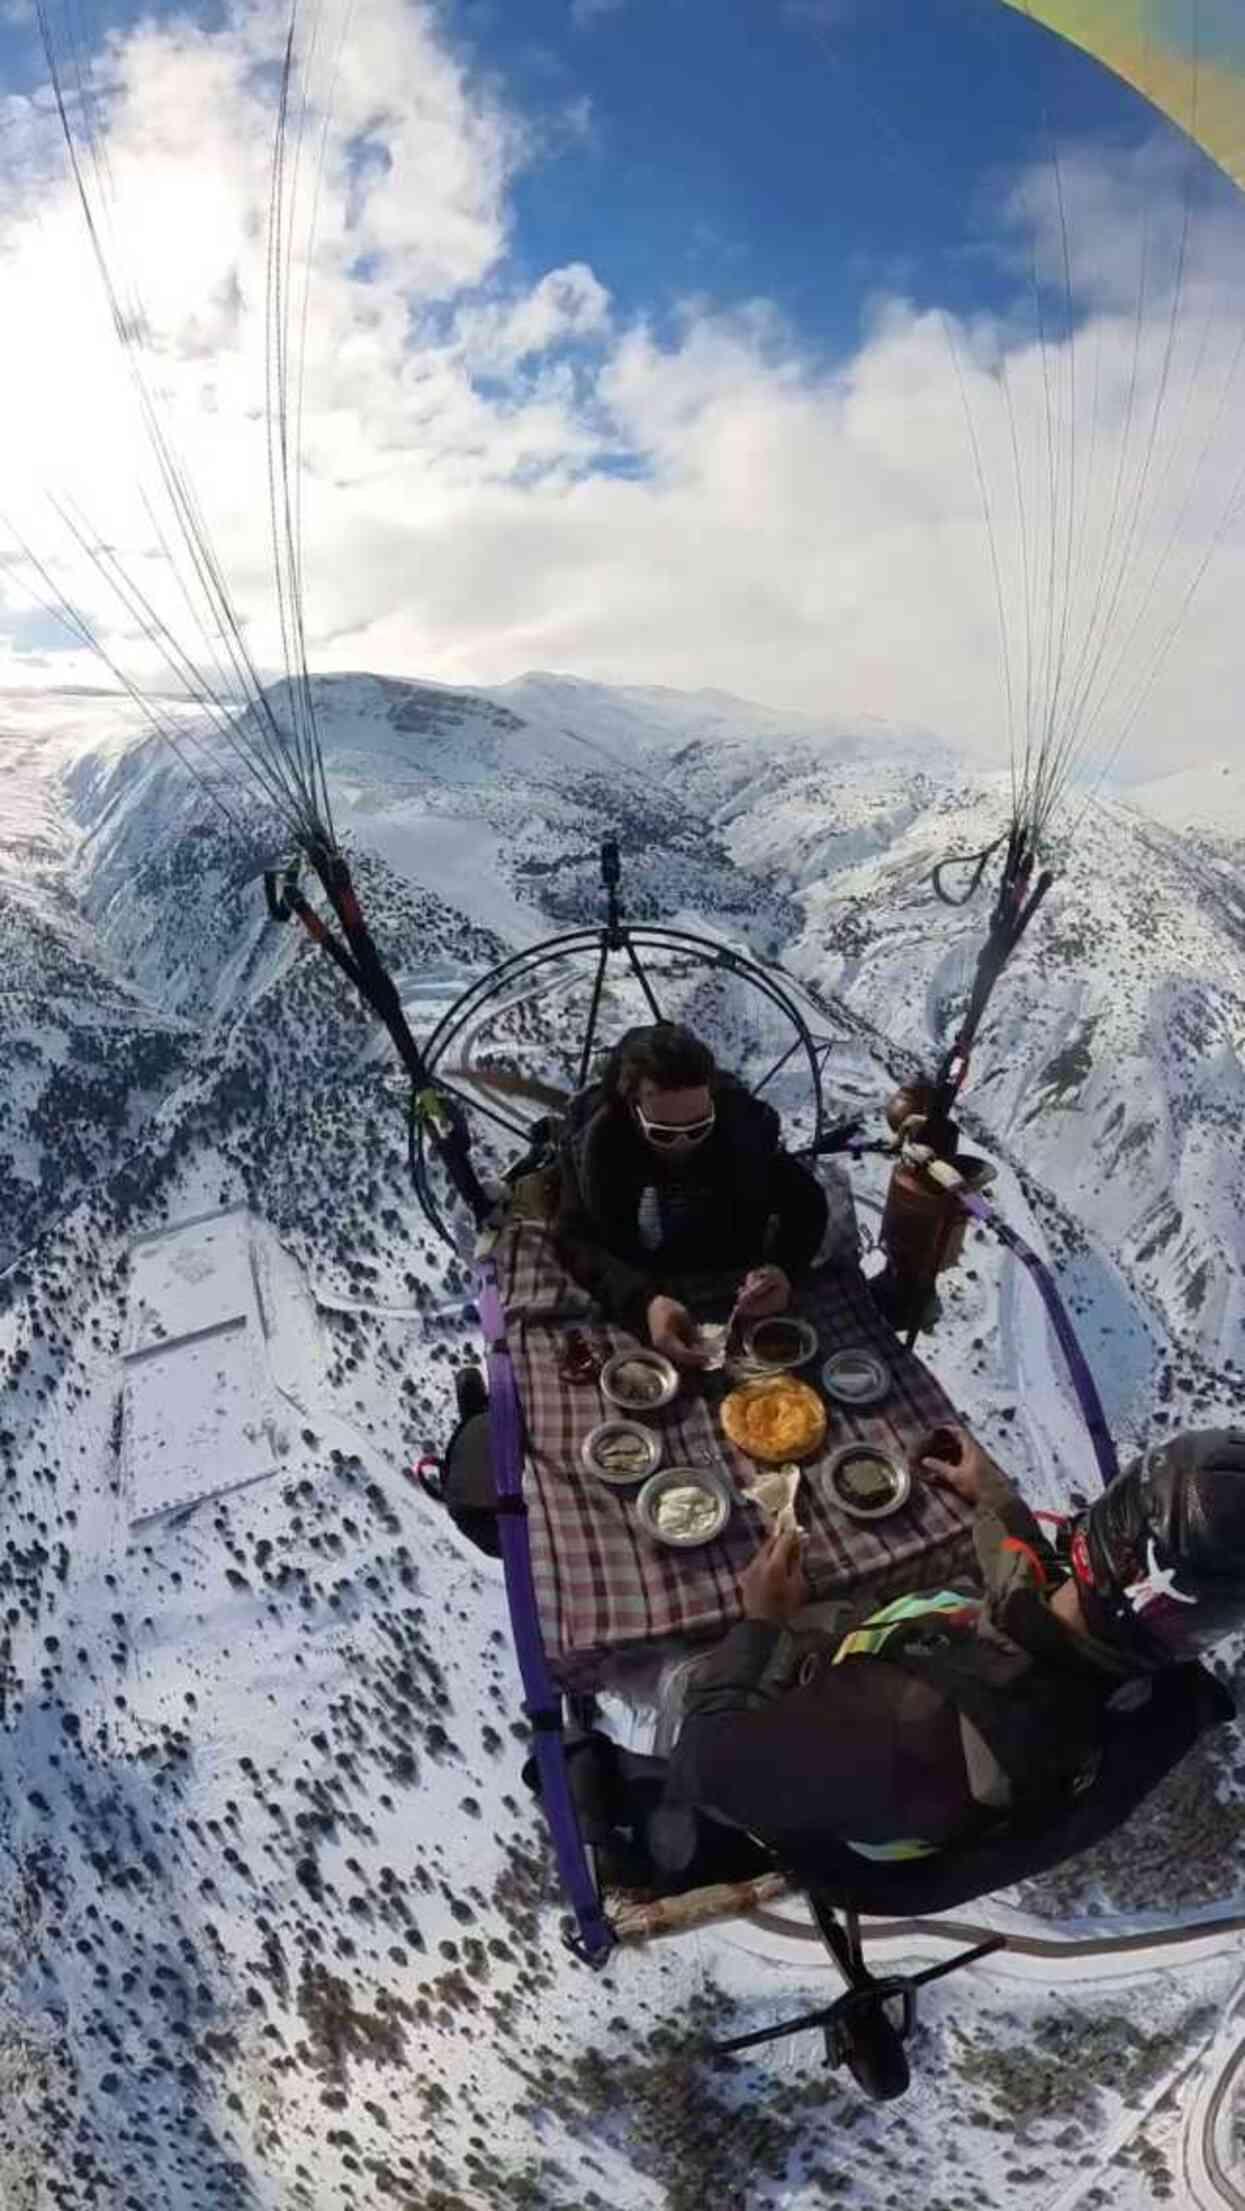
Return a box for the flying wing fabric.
[998,0,1245,192]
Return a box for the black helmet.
[1068,1429,1245,1661]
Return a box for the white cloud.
[995,136,1245,325]
[570,0,627,27]
[0,1,1243,796]
[456,261,611,370]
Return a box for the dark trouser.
[425,1367,503,1558]
[522,1730,775,1895]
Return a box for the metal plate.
[740,1317,820,1373]
[581,1421,663,1487]
[824,1444,912,1520]
[600,1350,680,1412]
[820,1347,892,1407]
[636,1465,734,1548]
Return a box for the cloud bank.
[0,0,1242,792]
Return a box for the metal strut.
[707,1894,1006,2093]
[899,1138,1119,1491]
[576,839,666,1091]
[264,843,495,1232]
[932,826,1054,1113]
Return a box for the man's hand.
[739,1522,809,1624]
[914,1424,1000,1507]
[646,1295,709,1368]
[734,1264,792,1321]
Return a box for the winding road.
[1204,2027,1245,2209]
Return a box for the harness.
[829,1593,982,1860]
[828,1590,1108,1859]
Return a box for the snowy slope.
[777,789,1245,1376]
[1125,758,1245,837]
[0,702,207,1272]
[590,704,1245,1385]
[0,675,1243,2210]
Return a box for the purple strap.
[476,1262,616,1967]
[957,1190,1119,1491]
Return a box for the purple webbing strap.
[958,1189,1119,1492]
[475,1262,616,1967]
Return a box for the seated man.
[555,1022,830,1365]
[660,1424,1245,1880]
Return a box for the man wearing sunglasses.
[555,1022,829,1366]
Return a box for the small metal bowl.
[581,1420,662,1487]
[636,1466,733,1548]
[740,1317,819,1372]
[821,1347,892,1407]
[600,1349,679,1413]
[825,1444,911,1520]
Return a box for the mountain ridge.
[1,669,1243,2210]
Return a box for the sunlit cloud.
[0,0,1242,794]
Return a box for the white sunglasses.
[633,1102,716,1149]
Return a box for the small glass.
[558,1328,602,1384]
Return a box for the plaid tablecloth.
[494,1223,977,1688]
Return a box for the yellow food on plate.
[721,1376,826,1464]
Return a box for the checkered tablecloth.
[493,1222,977,1688]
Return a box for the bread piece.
[743,1462,801,1534]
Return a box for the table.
[494,1222,977,1689]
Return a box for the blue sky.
[446,0,1205,352]
[4,0,1216,348]
[1,0,1243,774]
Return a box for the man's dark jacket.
[666,1459,1230,1881]
[554,1074,829,1336]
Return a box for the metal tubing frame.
[476,1261,616,1968]
[706,1923,1008,2063]
[958,1187,1120,1490]
[420,924,824,1105]
[576,938,614,1094]
[412,920,828,1229]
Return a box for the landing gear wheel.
[841,2000,910,2103]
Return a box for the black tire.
[843,2001,910,2102]
[455,1364,488,1420]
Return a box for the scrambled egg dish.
[721,1376,826,1464]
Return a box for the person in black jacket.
[663,1423,1245,1880]
[555,1023,829,1366]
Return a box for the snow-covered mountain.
[1123,757,1245,837]
[1,672,1243,2211]
[767,777,1245,1374]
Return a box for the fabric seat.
[758,1660,1233,1915]
[548,1662,1232,1910]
